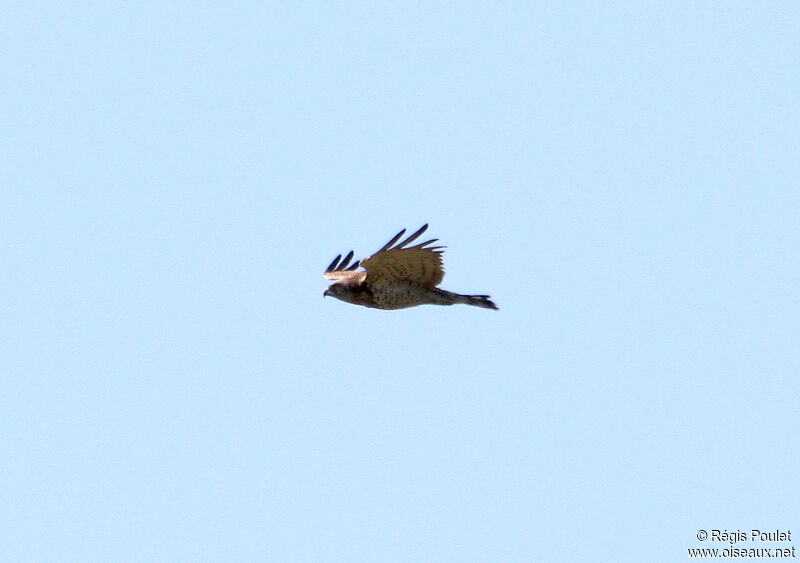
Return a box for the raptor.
[323,224,498,311]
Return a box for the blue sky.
[2,2,798,561]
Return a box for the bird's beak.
[323,288,330,298]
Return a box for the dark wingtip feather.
[338,250,355,270]
[397,224,429,248]
[326,254,342,272]
[375,224,431,254]
[376,228,406,253]
[411,237,439,249]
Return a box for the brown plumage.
[323,224,498,311]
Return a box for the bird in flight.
[323,224,498,311]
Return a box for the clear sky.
[3,3,798,561]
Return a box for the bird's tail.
[431,288,499,310]
[456,293,499,310]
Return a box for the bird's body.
[323,225,498,311]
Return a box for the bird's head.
[323,283,345,300]
[323,281,372,307]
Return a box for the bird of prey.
[323,224,498,311]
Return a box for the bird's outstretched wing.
[323,250,366,284]
[359,224,445,288]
